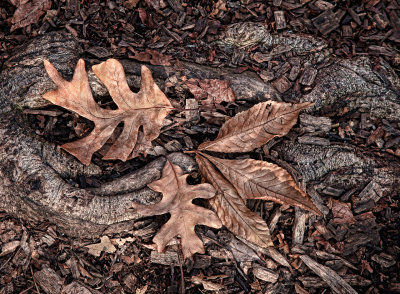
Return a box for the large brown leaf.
[199,152,322,216]
[198,101,312,153]
[196,154,273,248]
[43,59,172,165]
[132,160,222,259]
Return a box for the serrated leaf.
[132,159,222,259]
[198,101,312,153]
[196,154,273,248]
[199,152,322,216]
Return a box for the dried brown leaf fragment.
[132,160,222,259]
[10,0,52,31]
[186,78,236,107]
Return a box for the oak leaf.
[198,101,312,153]
[132,160,222,259]
[43,59,172,166]
[196,154,273,248]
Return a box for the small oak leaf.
[43,58,172,165]
[132,159,222,259]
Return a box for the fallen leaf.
[198,101,312,153]
[332,200,356,224]
[210,0,228,17]
[199,152,322,216]
[186,78,235,107]
[111,237,136,247]
[85,236,116,257]
[196,154,273,248]
[43,59,172,165]
[132,160,222,259]
[11,0,52,31]
[129,49,172,66]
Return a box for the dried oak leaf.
[186,78,235,106]
[43,59,172,166]
[200,152,322,216]
[198,101,312,153]
[10,0,52,32]
[132,160,222,259]
[196,154,273,248]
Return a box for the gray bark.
[0,29,399,238]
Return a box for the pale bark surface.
[0,30,399,239]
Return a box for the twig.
[30,265,41,294]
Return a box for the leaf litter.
[42,59,320,260]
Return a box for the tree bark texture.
[0,30,399,238]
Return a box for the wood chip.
[61,281,102,294]
[371,253,396,268]
[314,250,358,270]
[23,109,63,116]
[342,25,352,37]
[312,10,340,35]
[355,180,383,212]
[298,274,372,288]
[185,98,200,122]
[299,114,331,135]
[289,65,301,81]
[300,255,358,294]
[0,240,20,257]
[66,257,80,279]
[274,11,287,30]
[292,208,308,245]
[314,0,334,10]
[34,267,63,294]
[271,76,292,93]
[299,67,318,86]
[307,187,330,216]
[268,207,281,233]
[150,250,180,266]
[252,265,279,283]
[298,135,330,146]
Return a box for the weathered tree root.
[1,30,399,239]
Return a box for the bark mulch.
[1,0,399,293]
